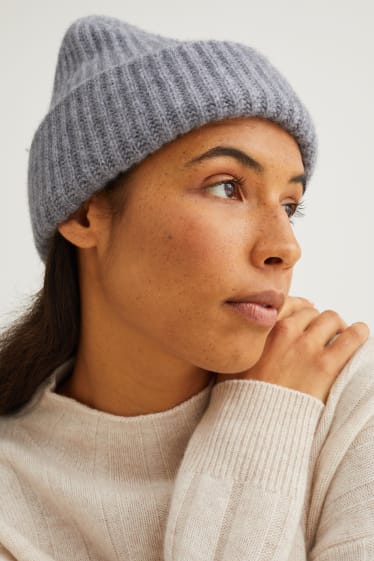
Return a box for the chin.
[196,337,267,375]
[210,358,262,376]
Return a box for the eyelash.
[205,177,306,223]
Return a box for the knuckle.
[301,297,316,307]
[348,322,369,341]
[321,309,341,321]
[310,307,321,320]
[296,296,310,305]
[274,318,293,337]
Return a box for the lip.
[226,301,278,327]
[226,290,285,312]
[225,290,285,328]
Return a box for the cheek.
[105,204,242,313]
[99,206,269,373]
[157,209,241,288]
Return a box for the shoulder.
[313,336,374,451]
[0,412,30,466]
[0,388,49,469]
[329,335,374,453]
[308,336,374,513]
[307,338,374,555]
[327,335,374,420]
[0,415,29,515]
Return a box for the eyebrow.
[184,145,306,194]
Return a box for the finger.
[278,296,316,321]
[304,309,348,347]
[324,322,369,372]
[274,306,321,335]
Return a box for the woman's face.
[89,117,305,374]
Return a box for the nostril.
[265,256,282,265]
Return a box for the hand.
[215,296,369,404]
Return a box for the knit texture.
[0,338,373,560]
[28,15,318,263]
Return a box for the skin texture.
[57,117,307,416]
[215,295,369,404]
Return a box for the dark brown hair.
[0,171,130,416]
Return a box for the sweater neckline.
[10,358,216,480]
[19,357,216,426]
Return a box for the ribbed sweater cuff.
[181,379,324,498]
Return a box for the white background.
[1,0,373,331]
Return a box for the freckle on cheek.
[167,233,173,240]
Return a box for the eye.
[205,177,244,200]
[283,200,306,224]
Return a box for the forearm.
[164,379,324,561]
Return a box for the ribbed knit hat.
[28,14,318,263]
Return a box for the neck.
[56,331,215,417]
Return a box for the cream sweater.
[0,338,373,561]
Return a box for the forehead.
[167,117,301,160]
[131,116,304,183]
[175,117,303,171]
[191,117,300,150]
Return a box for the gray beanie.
[28,14,318,263]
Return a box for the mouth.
[226,290,285,311]
[225,290,285,328]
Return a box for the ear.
[57,195,110,250]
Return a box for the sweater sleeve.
[163,379,324,561]
[308,415,374,561]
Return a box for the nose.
[250,209,302,269]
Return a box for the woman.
[0,14,372,561]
